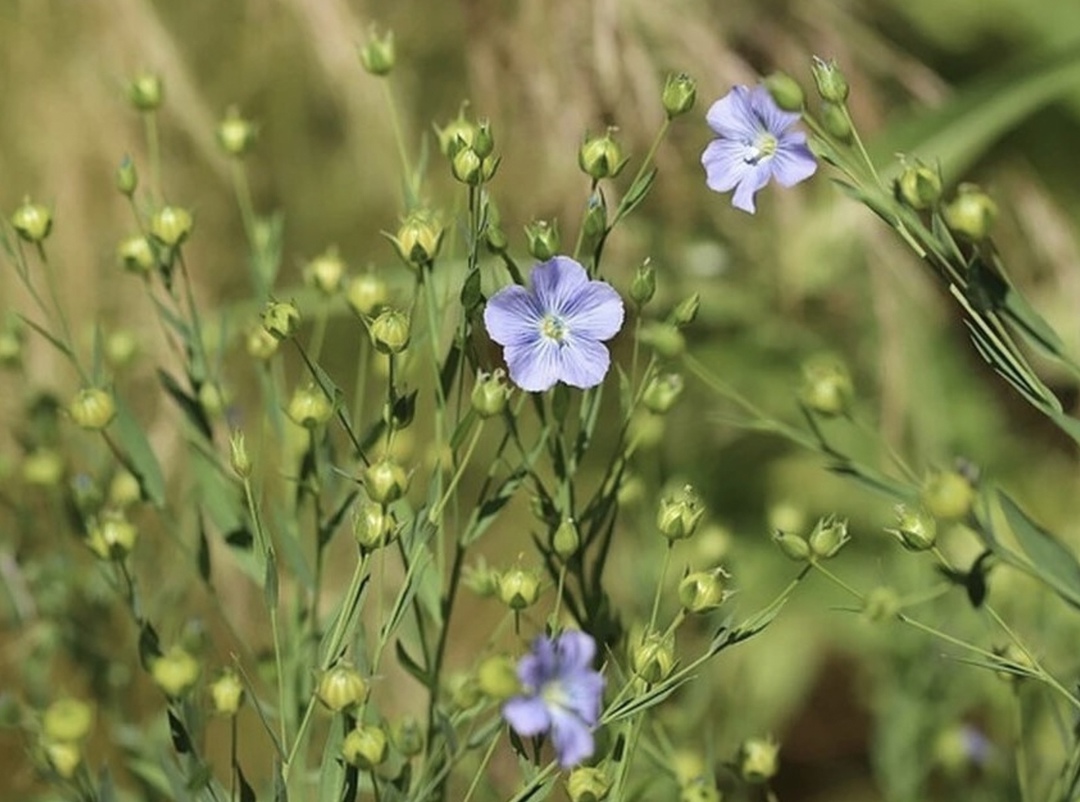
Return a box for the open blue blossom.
[701,85,817,213]
[484,256,624,392]
[502,630,605,768]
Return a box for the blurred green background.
[4,0,1080,799]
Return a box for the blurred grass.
[3,0,1080,800]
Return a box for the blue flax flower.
[701,85,817,213]
[502,630,605,768]
[484,256,624,392]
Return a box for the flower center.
[541,679,570,711]
[745,132,778,166]
[540,313,569,344]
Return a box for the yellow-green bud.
[343,724,388,768]
[498,567,542,610]
[22,449,64,487]
[799,355,853,417]
[105,330,138,369]
[359,28,395,76]
[861,585,900,623]
[524,219,560,262]
[87,511,138,560]
[820,101,852,143]
[639,322,685,359]
[247,325,280,360]
[808,515,849,559]
[261,300,301,340]
[630,629,676,684]
[672,293,700,327]
[69,388,116,431]
[150,206,194,248]
[390,210,444,268]
[370,308,411,354]
[579,130,627,181]
[435,104,477,157]
[317,664,368,712]
[107,470,142,508]
[229,431,251,479]
[43,739,82,779]
[447,672,481,711]
[286,383,334,428]
[303,247,346,295]
[353,501,397,551]
[629,259,656,307]
[896,160,942,211]
[391,715,424,757]
[920,468,974,521]
[471,369,511,418]
[772,530,810,562]
[462,559,500,598]
[582,192,608,239]
[451,147,484,185]
[738,736,780,783]
[672,750,712,792]
[151,645,201,698]
[553,517,580,559]
[993,643,1035,684]
[128,72,163,111]
[216,107,257,157]
[810,57,849,103]
[944,184,998,240]
[210,671,245,715]
[662,72,697,119]
[888,505,936,551]
[0,324,22,368]
[679,778,721,802]
[11,199,52,243]
[642,373,685,414]
[477,655,521,700]
[567,766,612,802]
[764,72,805,112]
[678,568,730,614]
[346,273,388,316]
[473,119,495,159]
[43,698,93,743]
[118,235,155,276]
[116,156,138,196]
[198,383,227,419]
[657,485,705,541]
[363,458,410,505]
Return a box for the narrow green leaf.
[112,395,167,507]
[18,314,74,361]
[998,489,1080,609]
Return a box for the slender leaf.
[998,489,1080,610]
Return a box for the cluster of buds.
[773,515,849,562]
[809,57,852,142]
[437,106,499,185]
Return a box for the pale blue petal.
[771,138,818,187]
[503,697,551,737]
[505,339,562,392]
[563,671,605,725]
[705,86,757,140]
[531,256,589,314]
[556,338,611,389]
[518,637,557,688]
[555,631,596,672]
[748,85,801,135]
[549,709,595,767]
[732,163,774,214]
[484,285,542,347]
[562,283,624,341]
[702,138,754,193]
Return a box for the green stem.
[143,111,162,203]
[461,731,500,802]
[429,419,484,523]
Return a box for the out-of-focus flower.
[701,85,816,214]
[502,631,605,768]
[484,256,624,392]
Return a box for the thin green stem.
[461,731,500,802]
[380,80,413,203]
[143,111,162,203]
[648,543,673,631]
[429,419,484,522]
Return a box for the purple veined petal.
[504,340,563,393]
[561,283,624,341]
[517,636,558,688]
[705,86,758,141]
[503,696,552,737]
[554,338,611,390]
[484,285,543,347]
[731,162,774,214]
[770,138,818,187]
[554,631,597,672]
[747,85,802,136]
[562,670,605,725]
[530,256,590,315]
[702,138,755,194]
[548,709,595,767]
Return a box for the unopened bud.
[921,468,974,521]
[642,373,685,414]
[567,766,612,802]
[579,130,627,181]
[229,431,251,478]
[149,206,193,248]
[525,219,560,262]
[772,530,810,562]
[657,485,705,541]
[808,515,849,560]
[216,107,257,157]
[462,559,499,598]
[358,28,395,76]
[862,586,900,623]
[738,736,780,783]
[128,73,163,111]
[472,369,511,418]
[435,104,477,157]
[671,293,700,327]
[43,698,93,743]
[343,724,388,768]
[87,511,138,560]
[477,655,521,700]
[888,505,936,551]
[390,210,444,269]
[498,567,541,610]
[105,330,138,369]
[629,259,656,307]
[303,247,346,295]
[210,671,245,715]
[896,160,942,210]
[370,308,411,354]
[118,235,155,275]
[820,101,852,142]
[43,740,82,779]
[11,199,52,243]
[107,470,142,508]
[353,501,398,551]
[553,517,581,559]
[69,388,116,431]
[451,147,483,185]
[764,72,805,112]
[944,184,997,240]
[22,449,64,487]
[247,325,279,360]
[662,72,697,118]
[582,192,608,239]
[630,629,675,684]
[317,663,368,712]
[678,568,730,613]
[811,57,849,103]
[346,273,388,316]
[993,643,1035,684]
[391,716,424,757]
[261,300,300,340]
[473,120,495,159]
[116,156,138,196]
[363,458,410,505]
[286,383,334,428]
[150,645,201,698]
[799,355,852,417]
